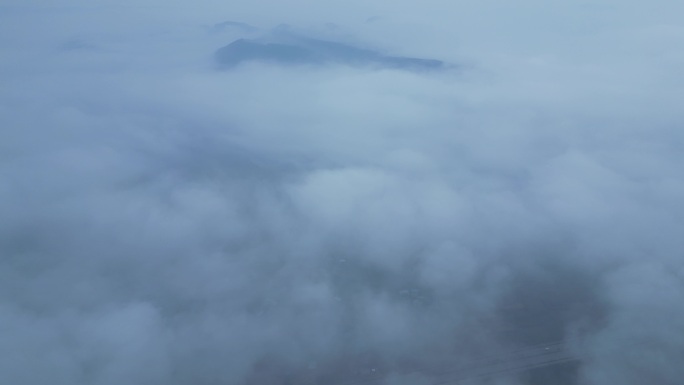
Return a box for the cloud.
[1,2,684,384]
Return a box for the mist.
[1,2,683,384]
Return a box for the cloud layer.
[1,2,684,384]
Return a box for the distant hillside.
[214,35,447,71]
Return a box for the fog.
[1,2,683,384]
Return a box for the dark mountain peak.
[214,32,450,72]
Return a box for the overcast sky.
[1,2,683,385]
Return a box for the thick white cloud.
[1,1,683,384]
